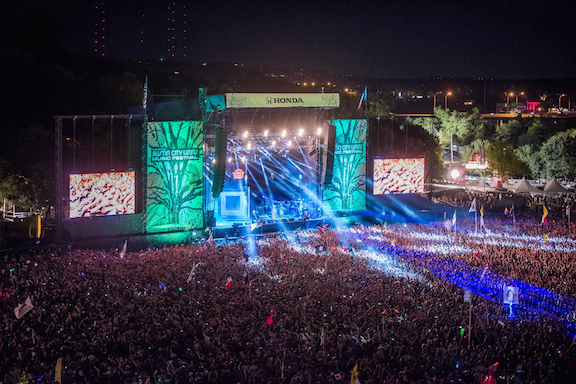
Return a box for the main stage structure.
[54,92,372,249]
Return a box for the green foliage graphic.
[146,121,203,232]
[323,119,367,212]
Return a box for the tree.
[459,139,490,165]
[486,140,526,179]
[495,120,525,147]
[515,145,542,178]
[538,129,576,179]
[334,91,393,119]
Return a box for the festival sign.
[323,119,367,212]
[225,93,340,108]
[146,121,204,232]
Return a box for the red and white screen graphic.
[373,158,425,194]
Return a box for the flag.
[480,263,489,279]
[542,205,548,224]
[187,262,200,283]
[474,251,480,257]
[119,240,127,259]
[317,223,328,234]
[504,207,509,215]
[543,234,548,244]
[303,211,311,223]
[351,363,360,384]
[480,206,485,227]
[357,87,367,110]
[452,211,457,226]
[481,365,497,384]
[225,276,234,290]
[263,310,274,327]
[14,296,34,319]
[315,242,328,254]
[54,358,63,383]
[480,206,484,217]
[207,229,214,242]
[250,220,263,232]
[142,76,148,110]
[469,198,476,213]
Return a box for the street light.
[433,91,441,110]
[515,92,524,104]
[559,94,566,109]
[506,92,514,105]
[445,91,452,109]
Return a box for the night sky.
[4,0,575,79]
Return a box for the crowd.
[2,217,576,383]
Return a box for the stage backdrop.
[323,119,367,212]
[146,121,203,232]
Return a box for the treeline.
[408,108,576,180]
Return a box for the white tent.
[508,177,543,194]
[543,178,570,194]
[466,180,495,192]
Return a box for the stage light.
[243,131,248,138]
[247,143,252,149]
[287,141,292,147]
[212,158,216,164]
[227,157,232,163]
[264,129,269,137]
[271,140,276,147]
[241,156,246,162]
[450,169,460,179]
[298,128,304,136]
[281,130,286,138]
[317,127,322,135]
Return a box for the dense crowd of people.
[2,210,576,384]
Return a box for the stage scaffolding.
[53,114,146,242]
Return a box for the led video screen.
[69,172,136,218]
[373,158,425,194]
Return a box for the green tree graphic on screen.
[146,121,203,232]
[323,119,367,212]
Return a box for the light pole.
[433,91,441,110]
[515,92,524,104]
[445,91,452,110]
[506,92,514,106]
[559,94,566,109]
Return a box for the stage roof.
[206,93,340,111]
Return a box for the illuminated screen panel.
[69,172,135,218]
[373,158,425,195]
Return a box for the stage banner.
[146,121,203,232]
[225,93,339,108]
[323,119,367,212]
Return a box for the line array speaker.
[211,126,228,198]
[324,124,336,185]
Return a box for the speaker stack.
[324,124,336,185]
[211,125,229,198]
